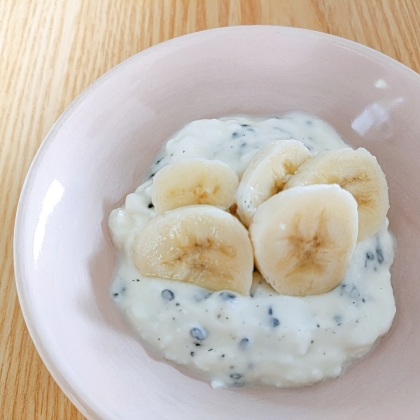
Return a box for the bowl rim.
[13,25,420,419]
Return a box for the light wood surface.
[1,0,419,418]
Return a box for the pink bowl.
[14,26,420,419]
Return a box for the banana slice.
[235,140,312,227]
[250,185,358,296]
[134,205,253,295]
[284,148,389,241]
[151,158,238,214]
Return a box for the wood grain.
[1,0,419,418]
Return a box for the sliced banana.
[235,140,312,227]
[250,184,358,296]
[133,205,253,295]
[151,158,238,215]
[284,148,389,241]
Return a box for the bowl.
[14,26,420,419]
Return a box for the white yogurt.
[108,112,396,388]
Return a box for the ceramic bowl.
[14,26,420,419]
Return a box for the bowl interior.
[15,26,420,419]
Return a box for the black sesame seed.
[161,289,175,301]
[190,327,207,341]
[362,298,366,303]
[241,124,250,127]
[219,292,236,301]
[195,343,201,347]
[149,172,155,178]
[366,251,375,260]
[176,303,180,306]
[221,354,225,358]
[376,247,384,264]
[194,289,213,302]
[208,349,213,352]
[270,318,280,328]
[268,307,273,315]
[230,373,242,380]
[148,202,154,208]
[113,293,119,297]
[190,352,194,356]
[239,337,250,349]
[156,158,163,164]
[317,324,320,328]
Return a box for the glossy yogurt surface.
[108,112,395,388]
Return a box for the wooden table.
[1,0,419,418]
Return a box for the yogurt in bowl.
[108,112,395,388]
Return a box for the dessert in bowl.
[14,26,420,419]
[109,112,395,389]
